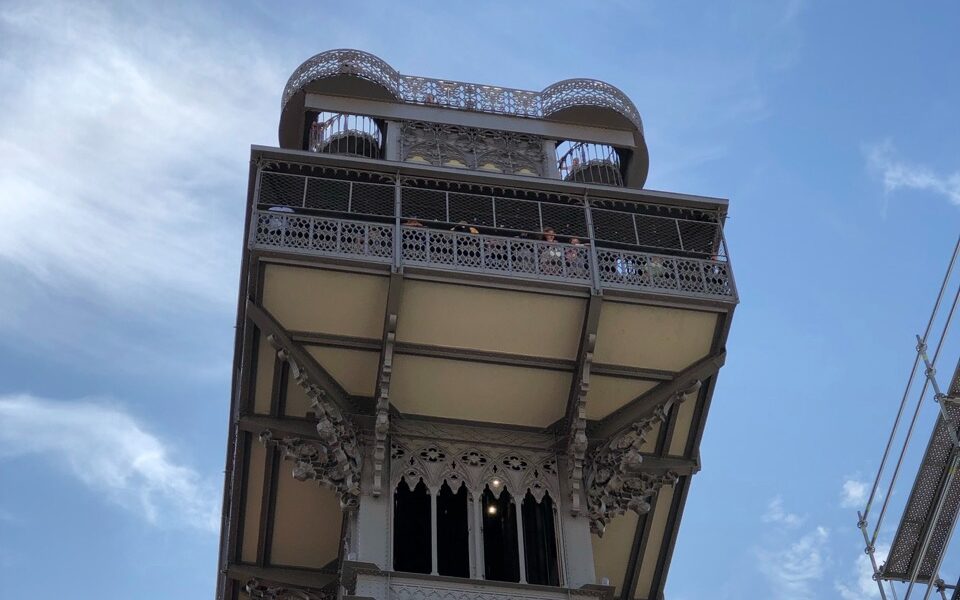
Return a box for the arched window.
[393,478,431,574]
[481,485,520,583]
[521,491,560,586]
[437,481,470,577]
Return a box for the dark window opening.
[393,478,431,574]
[482,486,520,582]
[521,492,560,586]
[437,481,470,578]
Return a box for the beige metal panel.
[261,264,388,339]
[595,303,717,371]
[284,347,379,416]
[667,396,698,457]
[396,280,586,360]
[586,377,658,420]
[633,486,676,599]
[253,339,275,415]
[591,511,639,595]
[390,354,571,427]
[639,423,661,453]
[241,439,266,563]
[269,474,342,569]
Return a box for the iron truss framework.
[859,235,960,600]
[282,49,644,134]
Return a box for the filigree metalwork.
[282,49,644,134]
[245,578,335,600]
[400,121,545,176]
[584,380,701,535]
[372,313,395,497]
[263,335,362,509]
[391,436,559,502]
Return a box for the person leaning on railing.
[539,227,564,275]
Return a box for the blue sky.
[1,1,959,598]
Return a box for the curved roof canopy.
[280,49,649,186]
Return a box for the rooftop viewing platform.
[247,150,737,305]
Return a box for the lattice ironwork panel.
[350,181,394,217]
[677,220,721,255]
[251,210,393,263]
[400,228,590,283]
[540,203,588,239]
[595,249,735,299]
[259,172,305,208]
[401,187,447,222]
[591,208,638,245]
[304,177,350,212]
[635,214,682,252]
[883,365,960,583]
[448,192,494,228]
[493,198,541,232]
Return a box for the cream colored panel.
[253,338,276,415]
[391,355,570,427]
[634,486,676,599]
[284,374,312,418]
[591,511,638,595]
[262,264,388,338]
[397,280,585,360]
[241,439,266,563]
[586,377,658,420]
[270,473,342,568]
[639,422,661,454]
[668,397,698,457]
[595,303,717,371]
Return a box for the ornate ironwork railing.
[400,227,592,283]
[249,209,735,300]
[595,248,735,298]
[252,210,394,263]
[282,49,644,134]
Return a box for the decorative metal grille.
[252,210,393,263]
[259,171,394,219]
[400,121,545,176]
[595,248,735,298]
[591,208,722,257]
[401,227,591,283]
[282,49,644,134]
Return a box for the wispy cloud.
[0,394,219,532]
[763,495,805,527]
[758,526,831,599]
[0,1,282,370]
[840,478,868,509]
[865,140,960,206]
[836,544,889,600]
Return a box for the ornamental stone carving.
[264,334,362,509]
[584,380,701,535]
[245,578,335,600]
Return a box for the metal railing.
[400,227,592,283]
[250,209,736,301]
[557,141,623,186]
[309,112,383,159]
[282,49,644,134]
[252,210,394,263]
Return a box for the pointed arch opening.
[521,491,560,586]
[437,480,470,577]
[393,478,431,574]
[481,484,520,582]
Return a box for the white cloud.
[865,140,960,206]
[0,394,219,532]
[836,544,889,600]
[763,495,805,527]
[758,526,831,600]
[841,478,868,509]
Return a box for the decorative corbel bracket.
[245,578,335,600]
[263,333,363,510]
[567,332,595,515]
[373,313,397,496]
[584,379,701,536]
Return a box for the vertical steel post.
[583,193,602,292]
